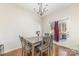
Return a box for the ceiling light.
[34,3,48,16]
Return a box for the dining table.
[24,36,43,56]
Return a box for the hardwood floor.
[4,45,76,56]
[4,48,51,56]
[53,44,76,56]
[4,48,46,56]
[5,48,22,56]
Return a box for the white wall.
[0,4,42,53]
[43,4,79,46]
[1,3,79,53]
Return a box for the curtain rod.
[51,17,69,22]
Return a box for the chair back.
[0,44,4,56]
[19,35,26,50]
[19,35,31,49]
[42,36,50,47]
[50,34,53,46]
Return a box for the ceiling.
[16,3,72,17]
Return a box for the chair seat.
[37,45,49,51]
[25,45,32,51]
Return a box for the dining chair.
[0,44,4,56]
[19,35,32,56]
[36,36,51,56]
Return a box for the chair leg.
[49,47,51,56]
[30,51,31,55]
[41,51,43,56]
[25,50,27,56]
[48,48,50,56]
[22,49,23,56]
[23,50,25,56]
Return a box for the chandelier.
[34,3,48,16]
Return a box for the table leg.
[49,46,52,56]
[32,45,34,56]
[54,45,59,56]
